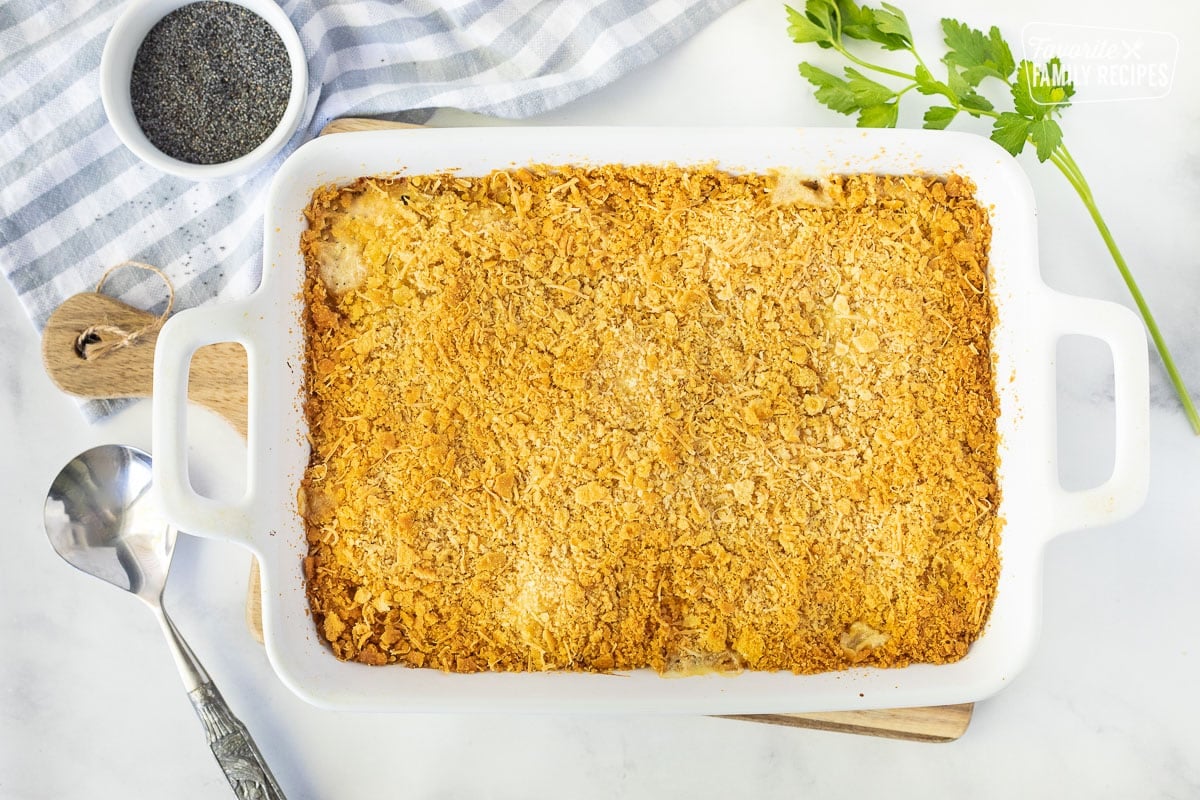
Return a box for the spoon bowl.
[44,444,285,799]
[44,444,173,599]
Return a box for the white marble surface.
[3,0,1199,797]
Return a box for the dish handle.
[1046,291,1150,535]
[152,301,260,547]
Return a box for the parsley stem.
[909,47,932,79]
[954,103,999,121]
[831,43,915,82]
[1049,144,1200,433]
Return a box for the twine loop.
[75,261,175,360]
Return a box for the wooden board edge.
[320,118,423,136]
[720,703,975,742]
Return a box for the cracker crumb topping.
[299,164,1001,675]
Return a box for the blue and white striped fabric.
[0,0,739,417]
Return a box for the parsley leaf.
[942,19,1015,85]
[785,3,835,47]
[914,64,951,98]
[858,102,899,128]
[1010,59,1072,159]
[923,105,957,130]
[942,67,994,116]
[836,0,878,38]
[1012,58,1075,120]
[1028,118,1064,162]
[798,63,896,117]
[797,63,860,114]
[873,3,913,42]
[844,67,897,107]
[958,90,994,115]
[990,112,1031,156]
[837,0,912,50]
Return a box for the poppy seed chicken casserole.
[298,164,1001,675]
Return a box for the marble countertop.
[2,0,1198,797]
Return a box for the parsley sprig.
[786,0,1199,434]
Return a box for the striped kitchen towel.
[0,0,740,418]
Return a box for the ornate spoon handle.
[188,682,287,800]
[155,607,286,799]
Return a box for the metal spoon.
[44,444,286,800]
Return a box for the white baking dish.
[151,127,1150,713]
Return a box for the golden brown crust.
[299,165,1001,674]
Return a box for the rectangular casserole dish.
[151,127,1150,713]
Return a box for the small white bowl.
[100,0,308,181]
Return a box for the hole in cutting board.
[1056,334,1116,492]
[180,340,249,503]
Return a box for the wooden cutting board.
[37,117,974,742]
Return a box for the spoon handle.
[157,608,210,692]
[188,682,288,800]
[154,608,286,798]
